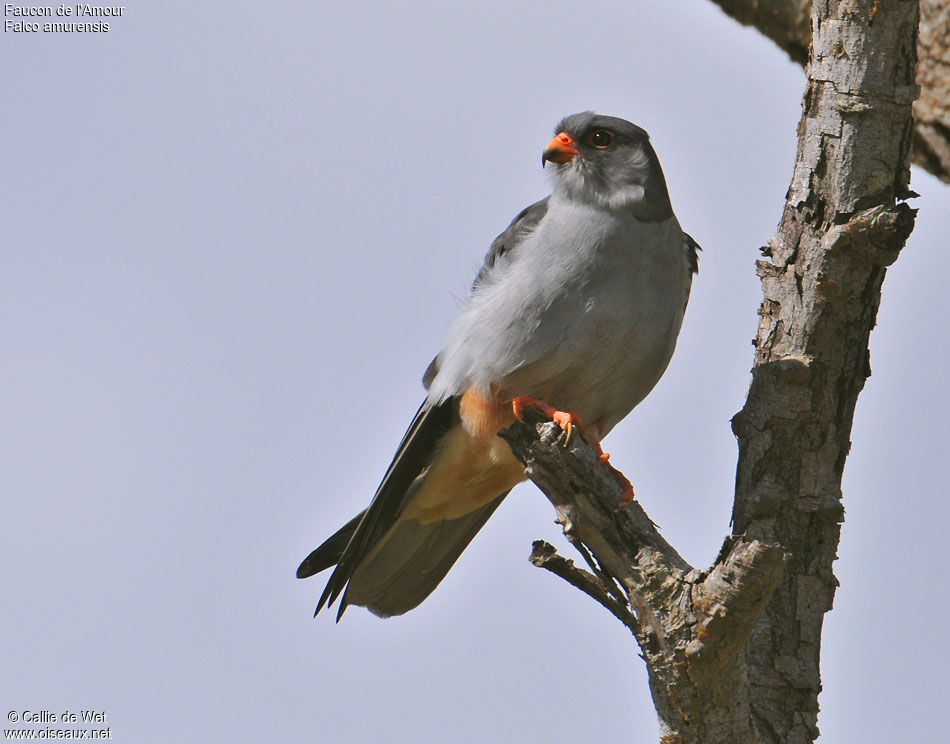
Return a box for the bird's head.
[542,112,672,221]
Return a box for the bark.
[501,412,788,744]
[707,0,950,183]
[500,1,919,742]
[732,1,918,740]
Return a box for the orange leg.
[511,396,582,446]
[510,396,635,508]
[588,438,636,508]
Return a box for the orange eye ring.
[586,130,614,149]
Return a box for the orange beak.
[542,132,579,165]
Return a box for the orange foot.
[589,439,636,508]
[511,396,581,446]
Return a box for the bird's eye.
[586,130,614,148]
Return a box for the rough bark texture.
[501,2,919,742]
[707,0,950,183]
[500,413,788,744]
[917,0,950,177]
[732,1,918,741]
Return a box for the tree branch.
[706,0,950,184]
[529,540,640,636]
[687,537,789,675]
[705,0,812,63]
[501,411,787,743]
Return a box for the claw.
[551,411,576,445]
[510,396,581,447]
[512,397,526,423]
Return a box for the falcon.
[298,112,699,619]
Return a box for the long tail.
[297,398,510,619]
[296,511,365,579]
[335,494,506,617]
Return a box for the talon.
[510,396,581,446]
[512,398,526,422]
[551,411,577,445]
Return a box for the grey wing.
[472,196,550,290]
[302,199,555,618]
[683,232,701,276]
[423,196,550,390]
[681,232,701,312]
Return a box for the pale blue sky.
[2,2,947,741]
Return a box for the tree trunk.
[707,0,949,184]
[500,2,919,742]
[732,0,919,739]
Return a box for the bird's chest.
[503,212,687,427]
[522,212,682,344]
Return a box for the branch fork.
[500,410,788,743]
